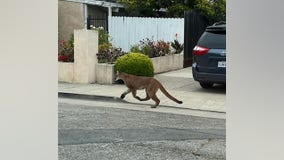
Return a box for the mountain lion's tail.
[158,83,183,104]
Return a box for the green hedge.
[115,52,154,77]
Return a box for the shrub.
[115,52,154,77]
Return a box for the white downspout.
[108,6,112,31]
[83,3,88,29]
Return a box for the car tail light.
[193,46,209,55]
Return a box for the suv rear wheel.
[199,82,214,89]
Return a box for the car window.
[198,31,226,49]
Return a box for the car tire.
[200,82,214,89]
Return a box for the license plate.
[218,61,226,68]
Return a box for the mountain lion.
[116,72,183,108]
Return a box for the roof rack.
[212,21,226,26]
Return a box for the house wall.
[58,0,84,42]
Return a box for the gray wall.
[58,1,84,42]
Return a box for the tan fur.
[116,72,183,108]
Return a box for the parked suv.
[192,22,226,88]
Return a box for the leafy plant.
[90,26,127,64]
[194,0,226,22]
[130,38,171,58]
[171,33,184,54]
[96,47,127,64]
[90,26,110,45]
[119,0,155,17]
[118,0,226,21]
[167,4,190,17]
[90,26,112,52]
[99,43,112,52]
[115,52,154,77]
[58,34,74,62]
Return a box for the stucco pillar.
[73,29,98,83]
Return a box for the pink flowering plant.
[58,34,74,62]
[130,35,184,58]
[130,38,171,58]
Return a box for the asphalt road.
[59,99,226,160]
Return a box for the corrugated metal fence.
[109,16,184,52]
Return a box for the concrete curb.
[58,92,123,102]
[58,92,225,114]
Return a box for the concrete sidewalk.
[58,67,226,113]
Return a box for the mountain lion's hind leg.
[150,94,160,108]
[140,91,150,101]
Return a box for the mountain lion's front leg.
[120,89,131,99]
[131,89,143,101]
